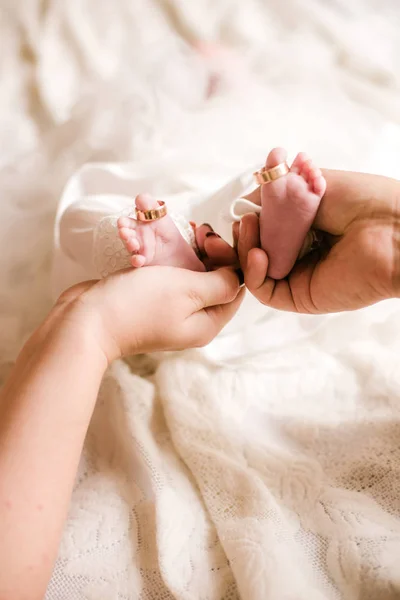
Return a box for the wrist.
[71,278,145,362]
[27,298,111,372]
[58,290,127,365]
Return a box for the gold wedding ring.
[254,162,290,185]
[135,200,167,222]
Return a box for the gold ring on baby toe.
[135,201,167,222]
[254,162,290,185]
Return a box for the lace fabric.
[93,207,196,278]
[47,311,400,599]
[46,360,241,600]
[93,207,132,278]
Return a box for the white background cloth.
[1,1,400,598]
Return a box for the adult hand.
[58,265,244,361]
[0,264,243,600]
[236,170,400,313]
[195,223,239,270]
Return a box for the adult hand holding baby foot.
[238,166,400,313]
[201,147,326,276]
[66,265,244,361]
[247,147,326,280]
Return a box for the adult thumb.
[186,267,242,310]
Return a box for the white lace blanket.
[46,303,400,599]
[1,1,400,598]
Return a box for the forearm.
[0,306,107,599]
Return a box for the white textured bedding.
[2,1,400,598]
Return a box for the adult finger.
[244,247,298,311]
[232,221,240,249]
[237,213,260,272]
[204,235,238,267]
[246,248,324,313]
[184,267,241,312]
[245,248,270,292]
[244,247,296,311]
[188,287,246,346]
[195,223,214,257]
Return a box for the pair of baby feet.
[117,148,327,280]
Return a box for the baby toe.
[310,166,322,180]
[304,163,326,196]
[265,147,287,169]
[119,226,136,241]
[300,158,314,180]
[126,236,140,253]
[311,175,327,197]
[135,193,159,211]
[291,152,308,174]
[131,254,146,268]
[118,216,135,229]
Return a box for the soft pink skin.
[118,194,238,273]
[118,194,206,272]
[256,148,327,280]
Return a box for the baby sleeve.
[59,196,134,279]
[59,196,197,279]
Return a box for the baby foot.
[117,194,205,272]
[259,148,326,279]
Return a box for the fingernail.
[203,223,214,231]
[205,232,220,239]
[235,268,245,286]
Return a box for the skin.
[236,169,400,313]
[118,193,205,271]
[0,266,244,600]
[251,147,326,280]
